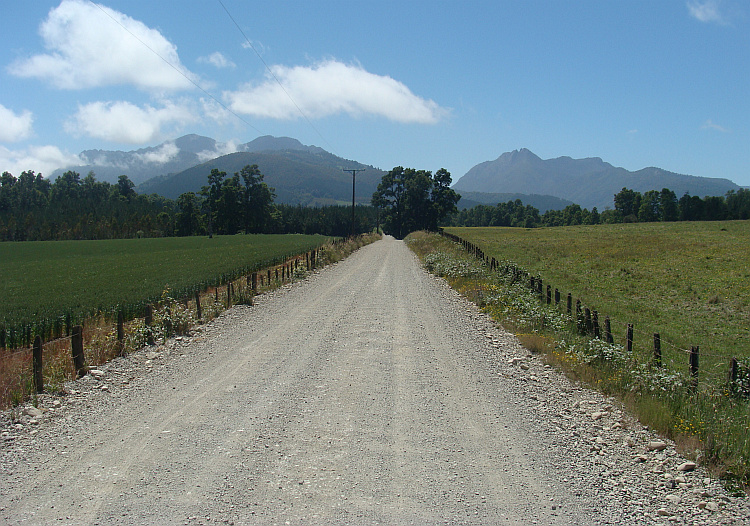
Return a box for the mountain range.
[452,148,740,210]
[52,136,741,211]
[53,134,385,207]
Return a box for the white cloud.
[196,140,240,162]
[225,59,448,124]
[201,97,236,126]
[701,119,730,132]
[687,1,728,24]
[0,144,82,177]
[198,52,235,69]
[65,100,197,144]
[134,141,180,164]
[0,104,34,142]
[8,0,197,91]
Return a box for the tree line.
[447,188,750,228]
[0,165,378,241]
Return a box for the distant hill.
[137,146,386,206]
[49,134,385,206]
[51,134,226,185]
[453,148,740,210]
[50,134,334,187]
[455,191,573,212]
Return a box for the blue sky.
[1,0,748,187]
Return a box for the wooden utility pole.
[343,169,365,237]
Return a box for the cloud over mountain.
[65,100,197,144]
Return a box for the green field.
[1,234,329,340]
[446,222,750,382]
[414,224,750,483]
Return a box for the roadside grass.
[406,229,750,492]
[446,222,750,385]
[1,234,380,410]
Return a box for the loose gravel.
[1,236,748,525]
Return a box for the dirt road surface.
[1,237,747,525]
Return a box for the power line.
[88,0,264,136]
[217,0,336,153]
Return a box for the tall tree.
[614,187,641,222]
[659,188,679,221]
[175,192,203,236]
[239,164,276,234]
[372,167,459,239]
[201,168,226,237]
[638,190,661,222]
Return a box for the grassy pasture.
[0,234,329,339]
[446,222,750,384]
[411,226,750,485]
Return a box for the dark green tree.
[372,167,459,238]
[200,168,226,237]
[116,175,136,200]
[726,189,750,220]
[175,192,203,236]
[239,164,277,234]
[638,190,660,222]
[614,187,641,222]
[659,188,679,221]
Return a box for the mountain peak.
[173,134,217,154]
[454,149,739,210]
[496,148,541,164]
[243,135,307,152]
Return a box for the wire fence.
[440,230,750,396]
[0,244,330,408]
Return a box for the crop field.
[0,234,329,342]
[446,221,750,382]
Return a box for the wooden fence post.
[567,293,572,315]
[227,283,232,307]
[195,290,202,320]
[689,346,699,387]
[592,311,600,339]
[252,273,258,292]
[145,305,154,345]
[33,335,43,393]
[728,357,738,385]
[626,324,634,355]
[554,288,560,305]
[546,285,552,304]
[71,325,87,378]
[653,333,662,367]
[584,308,593,335]
[267,269,272,284]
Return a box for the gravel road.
[1,237,748,525]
